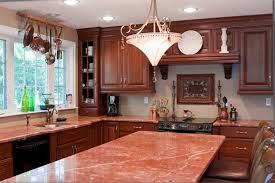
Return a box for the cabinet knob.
[75,145,78,153]
[124,77,127,85]
[120,78,123,84]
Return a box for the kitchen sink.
[34,123,71,128]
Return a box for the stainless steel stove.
[157,117,216,134]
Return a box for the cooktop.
[158,117,217,124]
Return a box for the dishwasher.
[13,134,50,175]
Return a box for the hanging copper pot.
[55,27,63,60]
[23,22,34,47]
[41,25,50,54]
[30,24,44,52]
[45,28,55,65]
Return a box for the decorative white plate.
[178,30,203,55]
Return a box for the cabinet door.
[123,44,151,90]
[239,26,272,94]
[100,36,123,91]
[90,122,103,148]
[0,158,13,181]
[103,122,119,143]
[56,138,89,160]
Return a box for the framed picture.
[177,74,215,104]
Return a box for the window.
[14,42,47,108]
[0,39,6,110]
[54,51,66,105]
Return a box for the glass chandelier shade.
[121,0,182,82]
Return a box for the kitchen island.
[4,131,225,183]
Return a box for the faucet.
[46,107,56,123]
[26,115,31,126]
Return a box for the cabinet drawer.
[220,127,257,138]
[79,108,98,116]
[0,158,13,181]
[58,127,89,145]
[57,138,89,160]
[0,142,12,160]
[119,122,156,132]
[220,138,253,159]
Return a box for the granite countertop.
[0,116,158,144]
[213,119,273,128]
[4,131,225,183]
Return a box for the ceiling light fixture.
[102,16,115,21]
[64,0,80,6]
[183,7,198,13]
[121,0,181,82]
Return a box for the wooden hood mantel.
[159,53,240,80]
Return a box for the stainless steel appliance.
[107,95,119,116]
[157,117,216,134]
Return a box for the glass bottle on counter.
[21,86,29,112]
[29,89,35,112]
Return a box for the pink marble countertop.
[0,116,158,144]
[4,131,225,183]
[213,119,274,128]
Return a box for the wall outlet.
[144,97,149,104]
[265,98,272,107]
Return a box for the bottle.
[29,89,35,112]
[21,86,29,112]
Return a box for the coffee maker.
[107,96,119,116]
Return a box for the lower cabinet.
[90,122,103,148]
[119,122,156,137]
[217,126,257,162]
[103,122,120,143]
[0,142,13,181]
[57,138,90,160]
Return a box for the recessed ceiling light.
[102,16,115,21]
[183,7,198,13]
[64,0,80,6]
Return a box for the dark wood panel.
[238,26,272,94]
[220,126,257,138]
[119,122,156,133]
[213,28,238,53]
[220,138,253,159]
[57,127,89,145]
[79,107,105,116]
[100,36,123,90]
[90,122,103,148]
[123,44,151,90]
[0,142,12,160]
[0,158,13,181]
[56,138,89,160]
[103,122,119,143]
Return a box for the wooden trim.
[160,53,239,65]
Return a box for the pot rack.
[17,12,64,28]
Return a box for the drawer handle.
[235,147,247,150]
[133,126,142,129]
[236,131,248,134]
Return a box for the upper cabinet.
[77,28,106,116]
[100,32,155,93]
[238,26,272,94]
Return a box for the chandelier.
[121,0,182,82]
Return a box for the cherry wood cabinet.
[103,122,120,143]
[238,26,272,94]
[100,34,154,93]
[215,126,258,163]
[0,142,13,181]
[77,28,106,116]
[119,122,156,137]
[90,122,103,148]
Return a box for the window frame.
[0,25,76,114]
[0,39,7,110]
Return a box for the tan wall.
[119,64,273,120]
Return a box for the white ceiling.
[0,0,273,29]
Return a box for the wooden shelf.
[160,53,239,65]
